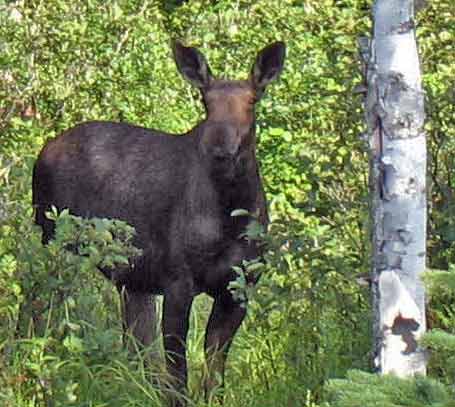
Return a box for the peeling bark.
[361,0,427,376]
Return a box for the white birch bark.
[361,0,427,376]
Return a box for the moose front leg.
[162,281,194,406]
[204,290,246,400]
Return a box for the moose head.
[173,41,286,182]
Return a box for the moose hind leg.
[118,287,158,356]
[35,204,55,244]
[204,290,246,400]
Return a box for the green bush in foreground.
[422,265,455,385]
[0,210,171,407]
[324,370,455,407]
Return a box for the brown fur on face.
[203,80,256,126]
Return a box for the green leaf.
[63,334,84,353]
[269,127,285,136]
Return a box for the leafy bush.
[324,370,455,407]
[0,209,169,406]
[421,265,455,387]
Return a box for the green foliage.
[423,331,455,394]
[0,209,168,406]
[47,207,141,271]
[419,0,455,269]
[324,370,455,407]
[423,266,455,338]
[12,208,140,338]
[422,265,455,387]
[424,267,455,296]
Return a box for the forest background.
[0,0,454,406]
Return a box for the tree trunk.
[361,0,427,376]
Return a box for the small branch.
[115,29,130,54]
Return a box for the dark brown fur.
[32,41,285,404]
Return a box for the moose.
[32,41,286,403]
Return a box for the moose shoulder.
[32,41,285,403]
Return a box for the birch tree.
[360,0,427,376]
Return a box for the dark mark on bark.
[392,314,419,355]
[394,19,415,34]
[397,229,412,245]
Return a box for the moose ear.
[172,41,212,89]
[251,41,286,95]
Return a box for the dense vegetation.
[0,0,454,405]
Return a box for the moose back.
[32,41,285,400]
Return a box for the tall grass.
[1,267,322,407]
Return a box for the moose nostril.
[212,146,235,162]
[214,153,233,162]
